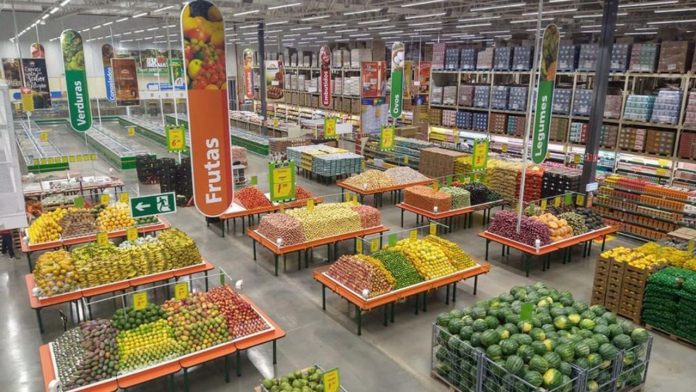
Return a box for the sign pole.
[516,0,544,233]
[165,17,182,164]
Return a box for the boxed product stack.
[473,113,488,131]
[610,43,631,71]
[473,85,490,108]
[458,85,474,107]
[624,95,656,122]
[506,115,525,137]
[459,48,477,70]
[604,94,623,118]
[630,43,659,72]
[619,127,647,152]
[441,110,457,127]
[512,46,533,70]
[344,76,360,96]
[572,88,593,116]
[658,41,693,73]
[645,129,676,156]
[333,76,343,95]
[332,50,343,68]
[541,167,582,198]
[419,147,467,178]
[557,45,578,71]
[445,47,460,70]
[678,132,696,159]
[443,86,458,106]
[490,86,509,109]
[516,166,544,202]
[550,117,568,142]
[489,113,507,135]
[340,49,350,68]
[601,125,619,148]
[651,90,682,125]
[493,47,512,70]
[350,49,371,68]
[312,153,363,177]
[432,43,446,69]
[578,44,599,71]
[684,91,696,126]
[456,111,473,129]
[269,137,310,156]
[428,108,443,125]
[485,160,521,201]
[431,86,443,104]
[507,86,527,111]
[552,88,572,114]
[569,122,588,144]
[475,48,494,70]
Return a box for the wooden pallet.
[619,383,646,392]
[645,324,696,349]
[431,371,462,392]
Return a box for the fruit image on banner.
[320,45,332,108]
[60,29,92,132]
[265,60,283,102]
[112,58,139,106]
[30,43,45,59]
[181,0,233,217]
[389,42,405,119]
[403,60,412,100]
[243,48,254,100]
[531,24,560,164]
[101,44,116,102]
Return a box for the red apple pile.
[161,293,230,354]
[207,286,269,338]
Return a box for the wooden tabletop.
[336,178,434,196]
[248,225,389,255]
[478,225,619,256]
[396,199,505,219]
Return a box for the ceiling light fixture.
[233,10,260,16]
[116,17,129,23]
[648,18,696,24]
[457,22,492,28]
[635,26,659,30]
[379,30,403,35]
[368,25,395,30]
[335,28,358,33]
[574,12,627,19]
[60,0,71,6]
[267,20,289,25]
[133,12,147,18]
[134,29,144,33]
[147,27,159,31]
[459,16,500,22]
[654,7,696,13]
[102,21,113,26]
[401,0,444,7]
[323,23,346,28]
[269,3,302,10]
[301,15,330,21]
[344,8,381,15]
[480,30,510,34]
[153,5,174,13]
[324,35,341,39]
[619,0,677,8]
[510,18,553,24]
[50,7,60,14]
[408,21,442,26]
[290,26,312,31]
[357,18,390,25]
[240,24,256,29]
[349,33,370,37]
[625,31,658,35]
[415,27,442,31]
[522,8,576,16]
[308,31,326,35]
[405,12,446,19]
[242,31,257,35]
[471,3,526,12]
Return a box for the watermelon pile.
[433,283,651,392]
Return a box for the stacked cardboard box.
[508,86,527,111]
[550,117,568,142]
[553,88,572,114]
[651,90,682,125]
[460,48,477,70]
[350,49,372,69]
[473,113,488,131]
[489,113,508,135]
[678,132,696,159]
[569,122,588,144]
[441,110,457,127]
[456,111,473,129]
[445,47,460,70]
[507,115,526,137]
[493,47,512,70]
[645,129,676,156]
[604,94,623,119]
[428,108,443,125]
[610,44,631,72]
[578,44,599,71]
[458,85,475,107]
[541,167,582,198]
[443,86,458,106]
[558,45,578,71]
[491,86,509,110]
[476,48,494,70]
[658,41,693,73]
[419,147,467,178]
[684,91,696,127]
[473,85,490,108]
[572,89,593,116]
[512,47,533,71]
[619,127,647,152]
[431,86,443,104]
[432,43,446,69]
[629,43,659,72]
[624,95,655,122]
[601,125,619,149]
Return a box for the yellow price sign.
[83,154,90,161]
[409,230,417,241]
[554,196,561,208]
[574,154,581,164]
[62,156,69,163]
[47,157,55,164]
[127,126,136,137]
[132,292,148,310]
[279,204,285,213]
[307,199,315,211]
[453,129,460,145]
[272,166,294,200]
[429,222,437,236]
[322,369,340,392]
[32,159,39,166]
[540,198,548,211]
[96,231,109,246]
[127,227,138,241]
[361,160,366,171]
[90,153,97,161]
[324,117,337,139]
[432,180,439,191]
[119,192,129,203]
[355,239,363,254]
[76,154,83,162]
[655,168,668,177]
[174,282,189,300]
[380,126,395,151]
[576,194,585,207]
[69,155,76,163]
[40,158,47,165]
[501,143,508,153]
[273,117,279,128]
[100,193,110,205]
[22,91,34,112]
[658,158,670,167]
[546,151,551,160]
[370,238,380,252]
[39,131,49,142]
[167,127,186,152]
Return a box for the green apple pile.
[112,303,167,331]
[262,366,329,392]
[117,319,182,372]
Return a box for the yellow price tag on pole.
[540,198,548,211]
[307,199,315,211]
[409,230,417,241]
[127,227,138,241]
[554,196,561,208]
[429,222,437,236]
[356,239,363,254]
[324,117,337,139]
[96,231,109,246]
[174,282,189,300]
[100,193,110,205]
[453,129,460,145]
[39,131,48,142]
[576,194,585,207]
[133,292,148,310]
[322,369,340,392]
[119,192,129,203]
[370,238,380,252]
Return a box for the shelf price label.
[355,239,363,254]
[119,192,129,203]
[472,139,489,171]
[576,194,585,207]
[432,180,439,191]
[174,282,189,300]
[540,198,547,212]
[323,368,340,392]
[100,193,110,205]
[279,204,285,213]
[324,117,337,139]
[127,126,136,137]
[250,175,257,186]
[403,155,409,165]
[453,129,460,145]
[379,125,395,151]
[573,154,581,164]
[268,162,296,202]
[370,238,380,252]
[90,153,97,161]
[655,168,669,177]
[409,230,417,241]
[553,196,561,208]
[96,231,109,246]
[307,198,315,211]
[133,292,148,310]
[126,227,138,241]
[273,117,279,128]
[429,222,437,236]
[501,143,508,153]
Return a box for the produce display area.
[337,168,432,206]
[119,115,191,153]
[432,283,653,392]
[256,365,347,392]
[287,145,363,182]
[231,127,270,156]
[363,136,434,171]
[14,120,68,173]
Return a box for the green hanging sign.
[60,30,92,132]
[389,42,405,119]
[531,24,560,164]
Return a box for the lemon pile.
[27,208,66,243]
[96,203,135,232]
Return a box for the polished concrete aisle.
[2,152,696,391]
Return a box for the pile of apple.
[162,293,230,354]
[207,286,269,338]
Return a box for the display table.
[478,225,619,277]
[314,263,491,335]
[23,176,125,199]
[396,199,505,232]
[248,225,389,276]
[39,293,285,392]
[26,259,214,334]
[336,178,434,207]
[21,216,171,271]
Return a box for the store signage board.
[389,42,405,119]
[268,161,296,202]
[60,29,92,132]
[181,0,234,217]
[166,126,186,152]
[323,368,340,392]
[130,192,176,218]
[531,24,560,164]
[243,48,254,100]
[472,139,489,171]
[320,46,332,108]
[380,125,395,151]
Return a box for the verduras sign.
[60,29,92,132]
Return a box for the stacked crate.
[591,256,612,307]
[619,127,647,152]
[473,113,488,131]
[550,117,568,142]
[557,45,578,71]
[458,85,474,107]
[456,111,473,129]
[460,48,477,70]
[493,47,512,70]
[619,264,652,324]
[610,43,631,72]
[508,86,527,111]
[512,46,533,71]
[429,108,443,125]
[444,47,460,70]
[601,125,619,149]
[507,115,526,137]
[476,48,494,70]
[491,86,509,110]
[604,260,627,313]
[441,110,457,127]
[489,113,508,135]
[572,89,593,116]
[604,94,623,119]
[629,43,659,72]
[678,132,696,160]
[419,147,467,178]
[658,41,693,73]
[578,44,599,71]
[553,88,572,114]
[645,129,675,156]
[473,85,490,108]
[541,167,581,198]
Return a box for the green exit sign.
[130,192,177,218]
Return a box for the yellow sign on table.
[127,227,138,241]
[272,166,294,200]
[429,222,437,236]
[554,196,561,208]
[322,368,340,392]
[409,230,417,241]
[540,198,548,211]
[119,192,130,203]
[370,238,380,253]
[133,292,148,310]
[356,239,363,254]
[432,180,439,191]
[96,231,109,246]
[91,153,97,161]
[83,154,90,161]
[47,157,55,164]
[658,158,670,167]
[501,143,508,153]
[279,204,285,213]
[576,194,585,207]
[40,158,47,165]
[32,159,39,166]
[175,282,189,300]
[69,155,76,163]
[127,126,136,137]
[307,199,315,211]
[22,92,34,112]
[76,154,83,162]
[39,131,48,142]
[100,194,110,205]
[324,117,337,139]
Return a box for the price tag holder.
[174,282,189,300]
[127,227,138,241]
[133,292,148,310]
[574,154,581,164]
[409,230,417,241]
[100,193,110,205]
[356,239,363,254]
[322,368,340,392]
[554,196,561,208]
[429,222,437,236]
[370,238,380,252]
[307,199,315,211]
[388,233,397,247]
[250,175,258,186]
[501,143,508,153]
[128,126,136,137]
[96,231,109,246]
[540,198,548,211]
[39,131,49,142]
[403,155,409,165]
[576,194,585,207]
[432,180,439,191]
[119,192,129,203]
[689,240,695,254]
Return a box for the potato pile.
[385,166,429,184]
[440,186,471,209]
[343,169,395,190]
[423,235,476,270]
[59,209,98,238]
[256,213,306,246]
[403,185,452,212]
[393,238,456,280]
[287,203,364,241]
[327,255,395,297]
[530,213,574,242]
[485,159,522,202]
[351,205,382,229]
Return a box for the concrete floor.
[2,148,696,391]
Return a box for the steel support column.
[257,22,267,133]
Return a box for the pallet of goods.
[419,147,468,179]
[643,267,696,347]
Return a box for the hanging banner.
[472,139,489,171]
[265,60,283,102]
[389,42,405,119]
[268,161,296,202]
[102,44,116,102]
[380,125,395,151]
[531,24,560,164]
[60,30,92,132]
[2,58,23,89]
[182,0,233,217]
[21,58,51,109]
[360,61,386,98]
[416,61,431,96]
[112,58,140,106]
[243,48,254,100]
[30,43,45,59]
[403,61,413,100]
[320,45,332,108]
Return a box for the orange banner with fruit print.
[181,0,233,217]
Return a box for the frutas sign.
[320,46,332,108]
[60,30,92,132]
[181,0,233,217]
[531,24,560,164]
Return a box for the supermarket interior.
[2,0,696,391]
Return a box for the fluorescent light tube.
[619,1,677,8]
[510,18,553,24]
[267,20,289,25]
[60,0,71,6]
[459,16,500,22]
[116,17,129,23]
[655,7,696,13]
[233,10,259,16]
[405,12,446,19]
[133,12,147,18]
[323,24,346,28]
[153,5,174,13]
[648,18,696,24]
[240,25,256,29]
[358,19,390,25]
[522,8,576,16]
[344,8,381,15]
[408,21,442,26]
[471,3,526,12]
[457,23,492,28]
[402,0,444,7]
[269,3,301,10]
[290,26,312,31]
[301,15,330,21]
[335,29,358,33]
